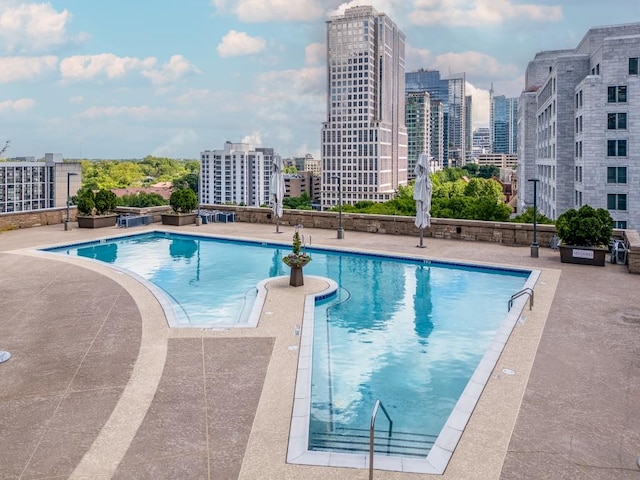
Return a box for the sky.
[1,0,638,160]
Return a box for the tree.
[94,189,117,214]
[117,192,168,207]
[511,207,554,225]
[283,191,312,210]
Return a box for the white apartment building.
[0,153,81,213]
[199,142,276,207]
[518,23,640,230]
[321,5,407,209]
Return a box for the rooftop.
[1,221,639,479]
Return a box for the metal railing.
[508,287,534,311]
[369,399,393,480]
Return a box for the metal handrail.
[508,287,534,311]
[369,400,393,480]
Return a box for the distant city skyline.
[1,0,638,159]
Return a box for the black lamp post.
[331,175,344,239]
[528,178,540,258]
[65,172,78,231]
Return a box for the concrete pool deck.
[1,221,639,479]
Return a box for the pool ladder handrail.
[508,287,534,311]
[369,399,393,480]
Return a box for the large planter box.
[161,213,197,226]
[77,214,118,229]
[559,245,608,266]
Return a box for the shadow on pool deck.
[1,221,639,479]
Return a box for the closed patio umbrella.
[413,153,433,248]
[270,155,285,233]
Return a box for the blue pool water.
[47,231,531,458]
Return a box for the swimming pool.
[46,231,535,472]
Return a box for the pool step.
[309,427,437,458]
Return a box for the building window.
[630,57,639,75]
[607,166,627,183]
[608,193,627,211]
[608,86,627,103]
[614,221,628,229]
[607,139,627,156]
[608,112,627,129]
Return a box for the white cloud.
[0,55,58,83]
[409,0,562,27]
[242,66,325,149]
[217,30,266,58]
[328,0,404,17]
[241,132,264,147]
[305,43,325,65]
[76,105,167,120]
[69,95,84,104]
[142,55,200,85]
[406,45,520,80]
[0,98,37,112]
[151,129,199,157]
[59,54,156,81]
[466,82,490,129]
[214,0,326,22]
[0,2,84,53]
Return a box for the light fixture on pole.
[65,172,78,231]
[528,178,540,258]
[331,175,344,239]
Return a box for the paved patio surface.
[0,221,639,479]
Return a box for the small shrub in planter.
[76,188,117,216]
[556,205,613,247]
[169,189,198,214]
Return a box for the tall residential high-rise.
[406,69,467,167]
[200,141,277,207]
[490,89,518,154]
[473,127,491,156]
[518,23,640,229]
[0,153,81,213]
[406,91,430,180]
[465,95,473,164]
[321,5,407,209]
[430,100,444,168]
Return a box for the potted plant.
[162,189,198,226]
[282,230,312,286]
[555,205,613,266]
[76,188,119,228]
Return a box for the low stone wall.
[0,207,74,230]
[3,204,636,273]
[624,230,640,274]
[208,204,561,247]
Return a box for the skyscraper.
[490,89,518,154]
[321,6,407,209]
[518,23,640,229]
[406,69,467,167]
[406,91,430,180]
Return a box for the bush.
[169,188,198,213]
[76,189,95,215]
[555,205,613,247]
[94,189,117,215]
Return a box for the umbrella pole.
[276,215,280,234]
[417,227,426,248]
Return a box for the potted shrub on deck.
[282,230,311,286]
[161,189,198,226]
[76,188,119,228]
[555,205,613,266]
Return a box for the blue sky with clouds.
[1,0,637,159]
